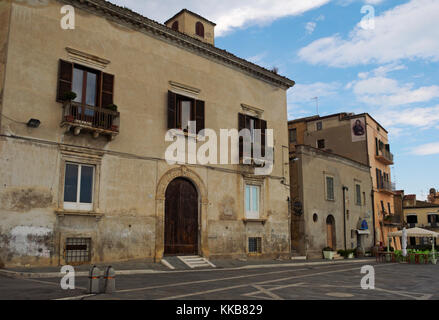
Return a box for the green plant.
[338,249,356,258]
[61,91,77,101]
[323,247,333,252]
[105,104,118,111]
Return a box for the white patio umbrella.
[401,227,407,257]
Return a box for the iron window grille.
[65,237,91,264]
[248,237,262,254]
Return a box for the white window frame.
[63,163,95,211]
[245,184,260,219]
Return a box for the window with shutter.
[195,100,205,134]
[355,184,361,205]
[57,60,73,102]
[101,73,114,108]
[167,91,205,134]
[57,60,119,135]
[326,176,334,201]
[238,113,267,162]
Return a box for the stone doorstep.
[0,258,374,279]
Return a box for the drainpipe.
[342,186,348,251]
[371,191,376,246]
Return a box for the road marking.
[115,268,310,293]
[56,262,391,300]
[55,294,96,300]
[160,264,394,300]
[23,277,87,290]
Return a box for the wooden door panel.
[165,178,198,255]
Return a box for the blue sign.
[360,220,368,230]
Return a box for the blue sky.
[111,0,439,199]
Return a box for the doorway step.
[177,255,216,269]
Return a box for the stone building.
[288,113,400,250]
[402,194,439,246]
[290,145,374,258]
[427,188,439,205]
[0,0,294,267]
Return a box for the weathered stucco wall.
[0,0,291,266]
[0,1,12,133]
[293,146,374,259]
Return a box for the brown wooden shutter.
[238,113,246,159]
[56,60,73,102]
[101,73,114,108]
[260,119,267,157]
[168,91,177,129]
[195,100,205,134]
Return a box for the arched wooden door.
[326,215,336,249]
[165,178,198,255]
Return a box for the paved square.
[1,261,438,300]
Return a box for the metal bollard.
[103,266,116,294]
[88,265,101,294]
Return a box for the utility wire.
[0,113,26,124]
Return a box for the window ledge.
[242,218,267,225]
[55,209,103,220]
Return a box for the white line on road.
[159,264,394,300]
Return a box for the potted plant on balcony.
[105,104,118,112]
[323,247,335,260]
[65,115,74,122]
[61,91,77,102]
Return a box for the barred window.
[248,237,262,253]
[326,176,334,201]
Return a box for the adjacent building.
[402,194,439,246]
[290,145,374,258]
[0,1,294,267]
[289,112,400,250]
[427,188,439,205]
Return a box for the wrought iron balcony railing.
[375,149,394,165]
[61,101,120,139]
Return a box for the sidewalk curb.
[0,258,375,279]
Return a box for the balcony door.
[72,65,99,121]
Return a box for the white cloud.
[298,0,439,66]
[288,82,341,104]
[348,64,439,106]
[376,105,439,130]
[412,142,439,156]
[305,22,317,34]
[247,52,267,64]
[352,76,439,106]
[109,0,330,37]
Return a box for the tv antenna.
[311,97,319,115]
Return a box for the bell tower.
[165,9,216,46]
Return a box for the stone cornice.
[57,0,295,89]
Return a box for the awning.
[388,227,439,238]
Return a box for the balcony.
[60,101,120,140]
[383,214,402,226]
[377,180,395,195]
[375,149,394,165]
